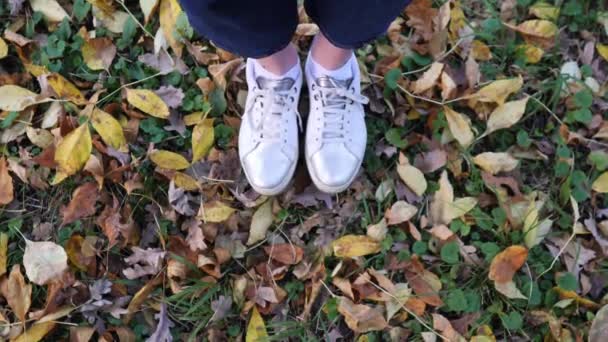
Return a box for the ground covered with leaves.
[1,0,608,341]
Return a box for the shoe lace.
[249,87,302,142]
[315,79,369,143]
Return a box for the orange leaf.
[0,157,13,205]
[488,245,528,283]
[60,182,99,226]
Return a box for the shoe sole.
[241,157,298,196]
[305,153,361,194]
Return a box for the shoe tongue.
[315,76,353,89]
[256,76,295,91]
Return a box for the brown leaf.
[61,182,99,226]
[5,265,32,322]
[0,157,14,205]
[96,197,138,246]
[405,0,438,40]
[182,218,207,252]
[263,244,304,265]
[208,58,244,90]
[337,297,388,333]
[488,245,528,283]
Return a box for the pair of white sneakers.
[238,53,369,195]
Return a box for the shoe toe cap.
[243,147,292,191]
[310,146,359,188]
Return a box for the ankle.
[254,44,299,76]
[310,32,353,71]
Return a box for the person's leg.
[180,0,302,195]
[304,0,411,193]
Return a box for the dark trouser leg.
[304,0,412,49]
[179,0,299,58]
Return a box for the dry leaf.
[126,88,170,118]
[5,265,31,322]
[91,108,128,152]
[443,106,475,148]
[30,0,69,22]
[338,297,388,333]
[13,322,55,342]
[505,20,558,49]
[473,76,523,105]
[23,239,69,285]
[247,199,273,245]
[26,127,54,149]
[192,118,215,162]
[430,171,477,225]
[598,44,608,62]
[412,62,444,94]
[473,152,519,175]
[0,157,14,206]
[0,233,7,276]
[0,37,7,59]
[397,163,427,196]
[159,0,184,57]
[47,73,87,105]
[0,85,47,111]
[518,44,544,64]
[140,0,160,23]
[483,97,529,136]
[61,182,99,225]
[199,201,235,223]
[385,201,418,225]
[208,58,244,90]
[529,2,560,20]
[367,218,388,241]
[488,245,528,283]
[592,172,608,193]
[333,235,381,258]
[54,124,92,177]
[82,37,116,70]
[264,244,304,265]
[246,307,268,342]
[150,150,190,170]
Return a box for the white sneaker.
[304,53,369,194]
[238,58,303,195]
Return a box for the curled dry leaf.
[473,152,519,175]
[337,297,388,333]
[412,62,444,94]
[332,235,381,258]
[125,88,170,119]
[443,106,475,148]
[247,199,273,246]
[23,239,68,285]
[149,150,190,170]
[26,127,54,149]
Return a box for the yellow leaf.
[5,265,31,323]
[246,307,268,342]
[597,44,608,62]
[524,201,552,248]
[471,40,493,61]
[593,172,608,193]
[91,108,127,152]
[13,322,55,342]
[173,172,200,191]
[199,201,236,223]
[192,118,215,162]
[126,88,170,118]
[443,106,474,148]
[247,199,274,245]
[430,171,454,225]
[0,233,6,276]
[159,0,184,57]
[474,76,523,105]
[412,62,444,94]
[445,197,478,222]
[82,37,116,70]
[30,0,69,22]
[140,0,160,23]
[505,20,558,49]
[489,245,528,283]
[0,37,7,59]
[396,163,427,196]
[25,127,54,149]
[149,150,190,170]
[473,152,519,175]
[92,7,130,34]
[518,44,544,64]
[0,85,47,111]
[54,124,92,176]
[484,97,529,136]
[0,157,13,206]
[529,2,560,21]
[184,111,205,126]
[332,235,381,258]
[47,73,87,105]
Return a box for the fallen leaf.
[589,304,608,342]
[489,245,528,283]
[397,163,427,196]
[505,20,558,49]
[495,280,527,299]
[159,0,184,56]
[385,201,418,225]
[54,124,93,177]
[126,88,170,118]
[470,40,493,61]
[13,322,55,342]
[246,307,268,342]
[147,303,174,341]
[30,0,69,22]
[0,157,14,205]
[473,76,523,105]
[529,2,560,20]
[140,0,160,23]
[412,62,444,94]
[598,44,608,62]
[264,244,304,265]
[483,97,529,136]
[47,74,87,105]
[518,44,544,64]
[333,235,381,258]
[199,201,235,223]
[192,118,215,162]
[150,150,190,170]
[0,37,7,59]
[61,182,99,225]
[26,126,54,149]
[123,247,166,279]
[5,265,31,322]
[367,218,388,241]
[473,152,519,175]
[23,239,69,285]
[593,172,608,193]
[92,7,130,34]
[338,297,388,333]
[208,58,244,90]
[433,313,467,342]
[82,37,116,70]
[443,106,475,147]
[91,107,128,152]
[0,85,47,111]
[247,199,274,245]
[0,233,6,276]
